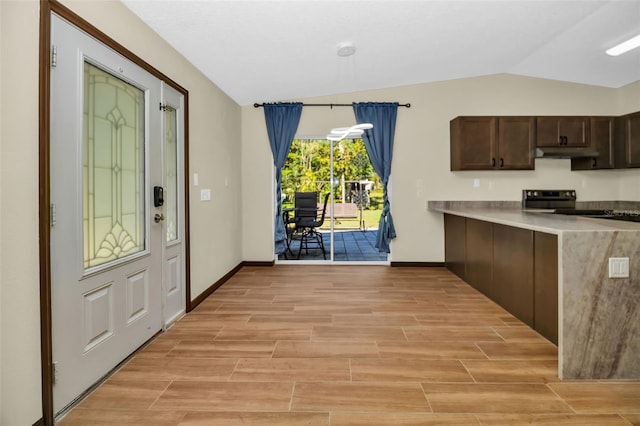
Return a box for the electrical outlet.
[473,178,480,188]
[608,257,629,278]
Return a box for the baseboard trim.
[189,263,243,310]
[188,261,274,311]
[190,260,448,310]
[241,260,275,267]
[390,261,445,267]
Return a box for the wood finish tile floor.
[59,266,640,425]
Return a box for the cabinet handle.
[492,158,496,167]
[500,158,504,167]
[592,158,597,168]
[563,136,569,145]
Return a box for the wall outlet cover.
[608,257,630,278]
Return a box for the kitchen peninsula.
[429,201,640,380]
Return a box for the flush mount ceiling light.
[606,34,640,56]
[337,42,356,57]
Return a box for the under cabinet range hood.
[535,147,599,158]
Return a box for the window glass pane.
[165,106,178,242]
[83,61,146,269]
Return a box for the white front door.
[50,15,168,414]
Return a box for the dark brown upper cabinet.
[571,117,615,170]
[450,116,535,171]
[537,116,590,147]
[615,111,640,168]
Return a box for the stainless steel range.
[523,189,640,223]
[522,189,576,210]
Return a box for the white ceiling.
[121,0,640,106]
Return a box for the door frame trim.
[39,2,191,423]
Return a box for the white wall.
[618,80,640,113]
[0,0,4,418]
[1,1,43,424]
[0,1,242,424]
[241,74,640,263]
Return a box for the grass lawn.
[320,208,381,230]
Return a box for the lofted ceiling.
[121,0,640,106]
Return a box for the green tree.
[282,138,379,206]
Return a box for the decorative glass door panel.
[83,62,146,270]
[164,105,178,242]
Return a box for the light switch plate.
[608,257,629,278]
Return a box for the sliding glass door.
[278,138,387,263]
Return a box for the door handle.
[154,213,165,223]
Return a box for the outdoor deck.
[280,230,388,262]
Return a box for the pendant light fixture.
[326,123,373,141]
[337,42,356,57]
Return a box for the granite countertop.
[428,201,640,234]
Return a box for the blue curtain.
[353,102,398,253]
[263,102,303,254]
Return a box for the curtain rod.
[253,102,410,108]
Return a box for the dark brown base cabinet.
[465,218,493,298]
[492,224,534,328]
[444,214,466,280]
[443,214,558,344]
[534,232,559,345]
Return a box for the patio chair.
[290,192,329,260]
[283,191,318,258]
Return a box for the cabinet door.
[571,117,615,170]
[616,112,640,168]
[444,214,466,280]
[537,117,589,147]
[497,117,535,170]
[560,117,589,146]
[536,117,562,147]
[534,232,558,345]
[450,117,497,170]
[465,218,493,297]
[492,224,534,327]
